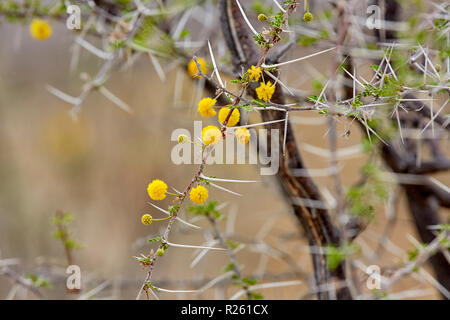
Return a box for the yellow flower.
[188,57,208,78]
[235,127,250,144]
[190,185,208,204]
[303,12,313,22]
[147,179,168,200]
[141,214,153,225]
[198,98,217,117]
[218,107,240,127]
[178,134,189,144]
[202,126,221,146]
[247,65,262,81]
[257,14,268,22]
[256,81,275,101]
[30,18,52,40]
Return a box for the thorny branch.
[1,0,449,301]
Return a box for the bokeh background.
[0,9,448,299]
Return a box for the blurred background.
[0,2,449,300]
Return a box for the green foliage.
[436,224,450,231]
[298,36,318,47]
[298,29,330,47]
[52,212,74,226]
[52,212,82,250]
[270,12,284,29]
[178,29,190,39]
[222,263,235,273]
[253,33,271,48]
[322,10,332,20]
[434,18,449,30]
[347,163,389,219]
[407,248,419,261]
[326,246,346,271]
[148,236,162,243]
[240,104,254,112]
[188,201,221,219]
[439,237,450,249]
[371,289,388,299]
[251,99,267,109]
[226,239,239,250]
[311,79,324,93]
[168,205,179,215]
[325,244,359,271]
[250,292,264,300]
[64,239,81,249]
[350,76,402,116]
[231,274,259,294]
[251,0,274,15]
[145,281,159,291]
[25,273,51,288]
[351,96,363,107]
[242,277,258,286]
[135,254,152,265]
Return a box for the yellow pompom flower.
[147,179,168,200]
[178,134,189,144]
[190,185,208,204]
[198,98,217,117]
[235,127,250,144]
[303,12,313,22]
[218,107,240,127]
[188,57,208,78]
[202,126,222,146]
[256,81,275,102]
[30,18,52,40]
[247,65,262,81]
[257,14,268,22]
[141,214,153,225]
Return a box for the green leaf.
[64,239,82,250]
[148,236,162,243]
[179,29,190,39]
[242,277,258,286]
[326,246,346,271]
[187,201,220,218]
[25,273,51,288]
[226,239,239,250]
[222,263,235,273]
[52,230,65,239]
[145,281,159,291]
[168,205,179,214]
[240,104,253,112]
[250,292,264,300]
[298,36,318,47]
[408,249,419,261]
[251,99,267,108]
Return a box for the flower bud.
[156,248,165,257]
[258,14,268,22]
[303,12,313,22]
[178,134,189,144]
